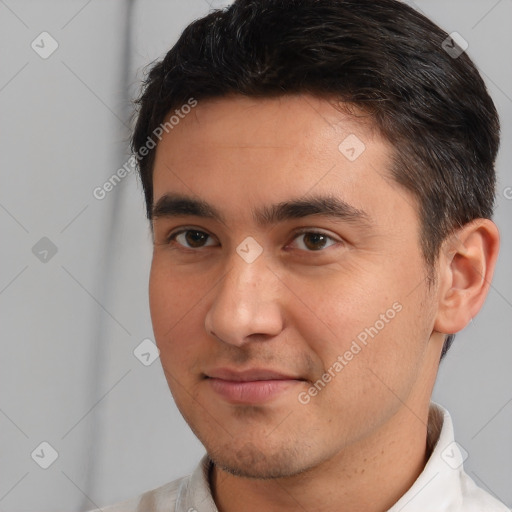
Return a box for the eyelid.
[288,227,342,250]
[291,227,341,240]
[166,227,218,246]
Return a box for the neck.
[210,402,432,512]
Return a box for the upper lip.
[205,368,303,382]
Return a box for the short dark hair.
[131,0,500,357]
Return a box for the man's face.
[149,94,440,479]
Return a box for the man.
[94,0,509,510]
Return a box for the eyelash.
[165,228,341,252]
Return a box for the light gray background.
[0,1,510,510]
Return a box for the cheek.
[148,266,174,341]
[281,263,394,359]
[148,258,205,368]
[284,258,428,392]
[149,255,202,333]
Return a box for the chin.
[207,439,317,480]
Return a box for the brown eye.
[185,231,209,248]
[169,230,217,249]
[303,233,328,250]
[291,230,339,251]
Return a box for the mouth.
[204,367,307,404]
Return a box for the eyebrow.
[151,193,371,228]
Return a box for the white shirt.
[94,403,509,512]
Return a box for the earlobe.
[433,219,500,336]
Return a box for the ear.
[433,219,500,335]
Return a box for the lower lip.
[207,378,301,404]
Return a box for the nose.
[204,249,284,347]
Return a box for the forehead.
[151,94,415,227]
[155,94,378,160]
